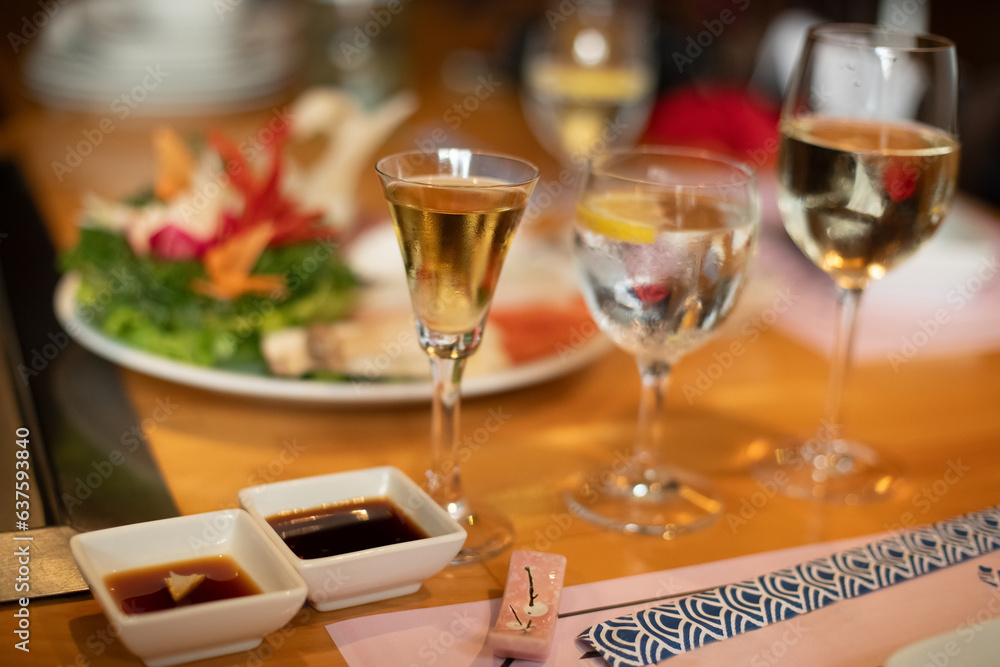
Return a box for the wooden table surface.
[3,9,1000,665]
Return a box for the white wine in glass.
[779,117,958,287]
[387,177,526,335]
[755,24,960,503]
[376,150,539,564]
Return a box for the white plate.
[884,615,1000,667]
[53,274,609,404]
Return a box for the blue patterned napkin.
[579,505,1000,667]
[979,564,1000,588]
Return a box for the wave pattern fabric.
[579,506,1000,666]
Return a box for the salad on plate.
[58,89,602,394]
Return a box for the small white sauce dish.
[70,509,307,667]
[238,466,467,611]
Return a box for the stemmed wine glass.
[375,149,539,563]
[565,147,759,536]
[754,24,960,502]
[520,0,658,165]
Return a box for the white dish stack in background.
[23,0,301,114]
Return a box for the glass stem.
[820,286,864,451]
[633,359,672,480]
[427,354,468,518]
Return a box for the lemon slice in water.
[576,193,659,244]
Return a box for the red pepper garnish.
[208,127,334,247]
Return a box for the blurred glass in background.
[519,0,658,165]
[302,0,408,109]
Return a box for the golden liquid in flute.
[385,176,529,334]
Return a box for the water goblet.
[565,146,759,536]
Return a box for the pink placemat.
[326,531,1000,666]
[756,195,1000,363]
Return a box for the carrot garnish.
[153,126,195,201]
[191,222,287,300]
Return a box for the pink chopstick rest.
[487,550,567,661]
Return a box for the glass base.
[447,503,513,565]
[562,466,722,538]
[748,436,901,504]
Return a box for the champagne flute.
[375,149,539,564]
[520,0,658,165]
[755,24,960,502]
[565,147,759,536]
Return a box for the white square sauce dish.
[70,509,307,667]
[239,466,466,611]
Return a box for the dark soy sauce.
[266,498,429,559]
[104,554,262,615]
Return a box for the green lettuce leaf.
[61,227,358,371]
